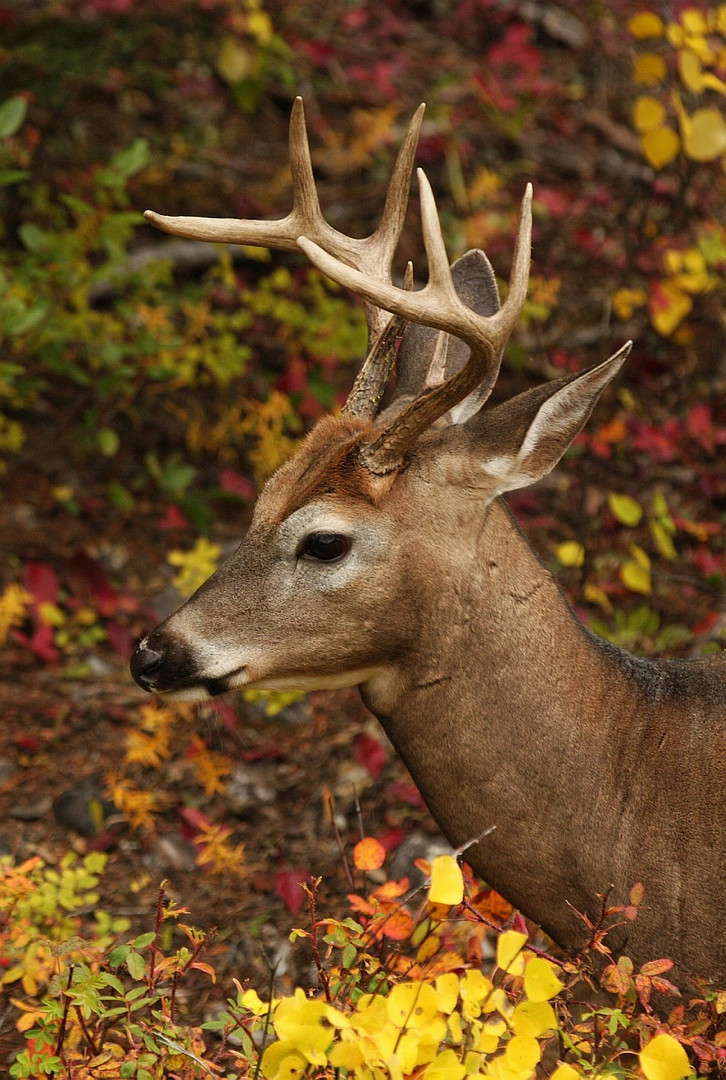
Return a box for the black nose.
[130,644,164,692]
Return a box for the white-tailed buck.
[131,99,726,990]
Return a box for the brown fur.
[257,414,398,526]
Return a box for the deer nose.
[130,643,164,692]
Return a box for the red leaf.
[14,735,41,754]
[158,504,189,532]
[63,551,117,616]
[634,973,652,1005]
[275,868,308,915]
[219,469,256,501]
[512,912,528,935]
[386,781,424,808]
[354,734,386,778]
[178,806,210,832]
[23,562,58,605]
[378,827,407,852]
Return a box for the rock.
[225,765,277,817]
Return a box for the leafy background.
[0,0,725,1075]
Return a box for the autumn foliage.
[1,0,725,1077]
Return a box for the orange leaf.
[640,958,674,977]
[629,881,645,906]
[353,836,386,871]
[380,909,416,941]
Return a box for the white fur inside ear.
[518,354,627,462]
[520,381,591,460]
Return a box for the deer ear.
[469,344,630,494]
[380,250,500,416]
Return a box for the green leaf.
[18,223,52,254]
[0,168,29,187]
[109,944,130,967]
[98,428,119,457]
[132,931,157,949]
[110,138,150,180]
[126,949,147,980]
[0,96,27,138]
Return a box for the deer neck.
[362,496,633,951]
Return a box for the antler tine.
[298,176,533,472]
[145,98,425,344]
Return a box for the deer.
[131,99,726,992]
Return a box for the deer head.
[130,99,629,703]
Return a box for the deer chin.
[157,664,390,702]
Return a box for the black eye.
[301,532,350,563]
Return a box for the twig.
[305,879,332,1003]
[325,790,355,890]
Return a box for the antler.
[144,97,424,347]
[298,171,533,473]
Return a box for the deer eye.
[300,532,350,563]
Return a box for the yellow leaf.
[678,49,704,92]
[650,281,692,337]
[523,957,564,1002]
[274,990,334,1062]
[634,53,667,86]
[583,583,613,612]
[683,107,726,161]
[496,930,528,975]
[246,9,273,45]
[680,9,708,35]
[550,1066,584,1080]
[387,981,439,1029]
[328,1041,364,1069]
[428,855,464,906]
[612,287,647,319]
[608,492,643,527]
[634,96,667,132]
[640,127,680,169]
[260,1041,308,1080]
[650,519,678,560]
[503,1033,541,1071]
[435,972,460,1014]
[620,547,652,595]
[628,12,665,38]
[639,1032,693,1080]
[0,582,33,644]
[460,968,495,1019]
[556,541,585,567]
[425,1049,467,1080]
[216,36,253,85]
[702,71,726,96]
[167,538,221,598]
[511,999,557,1037]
